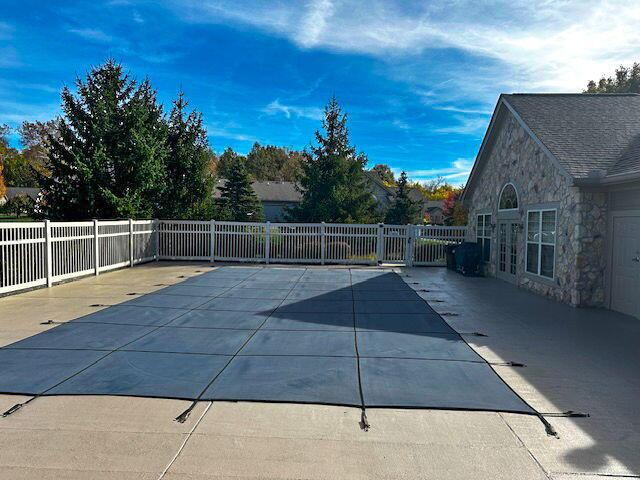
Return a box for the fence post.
[404,224,415,267]
[320,222,326,265]
[154,219,160,261]
[265,222,271,264]
[376,223,384,264]
[93,219,99,276]
[44,220,52,287]
[129,219,134,267]
[210,219,216,263]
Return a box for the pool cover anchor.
[457,331,488,337]
[489,361,526,368]
[536,411,590,438]
[2,395,38,418]
[359,408,370,432]
[175,400,199,423]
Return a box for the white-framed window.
[498,183,518,211]
[476,213,491,262]
[526,209,556,279]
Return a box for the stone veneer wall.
[465,110,608,307]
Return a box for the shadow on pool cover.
[0,267,537,419]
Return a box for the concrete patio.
[0,262,638,480]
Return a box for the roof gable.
[463,93,640,201]
[503,93,640,179]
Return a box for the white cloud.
[263,99,324,121]
[67,27,113,43]
[434,116,489,136]
[391,119,410,130]
[168,0,640,97]
[206,124,256,143]
[389,158,474,184]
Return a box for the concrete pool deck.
[0,262,638,479]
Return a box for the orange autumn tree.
[0,162,6,199]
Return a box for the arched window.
[498,183,518,210]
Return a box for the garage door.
[611,215,640,318]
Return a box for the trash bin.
[445,244,457,270]
[454,242,482,276]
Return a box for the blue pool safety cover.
[0,266,535,416]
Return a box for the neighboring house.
[365,172,445,224]
[0,187,40,206]
[421,200,445,225]
[365,171,395,212]
[214,180,301,222]
[462,93,640,318]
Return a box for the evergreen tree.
[218,157,264,222]
[217,147,245,179]
[162,92,215,219]
[290,97,376,223]
[385,171,421,224]
[40,60,168,219]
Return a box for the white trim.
[525,208,557,280]
[498,183,519,212]
[462,96,574,204]
[606,209,640,310]
[476,213,492,262]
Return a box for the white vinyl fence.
[0,219,466,295]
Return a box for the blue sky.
[1,1,638,184]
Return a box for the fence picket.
[0,219,466,295]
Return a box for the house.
[462,93,640,318]
[214,180,302,222]
[0,187,40,206]
[421,200,445,225]
[364,171,395,212]
[365,171,445,224]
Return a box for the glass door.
[497,221,517,282]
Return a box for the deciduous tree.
[586,63,640,93]
[370,164,395,185]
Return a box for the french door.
[497,221,518,283]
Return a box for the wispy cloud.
[169,0,640,96]
[432,105,492,115]
[396,158,474,183]
[434,116,489,136]
[67,27,113,43]
[206,124,257,144]
[391,118,410,130]
[263,99,323,121]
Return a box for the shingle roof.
[3,187,40,201]
[214,180,302,203]
[503,93,640,178]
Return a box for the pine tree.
[40,60,168,219]
[162,92,215,219]
[218,157,264,222]
[290,97,376,223]
[385,171,421,224]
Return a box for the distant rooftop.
[214,180,302,203]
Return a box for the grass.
[0,214,35,222]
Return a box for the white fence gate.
[0,220,466,295]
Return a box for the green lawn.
[0,214,35,222]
